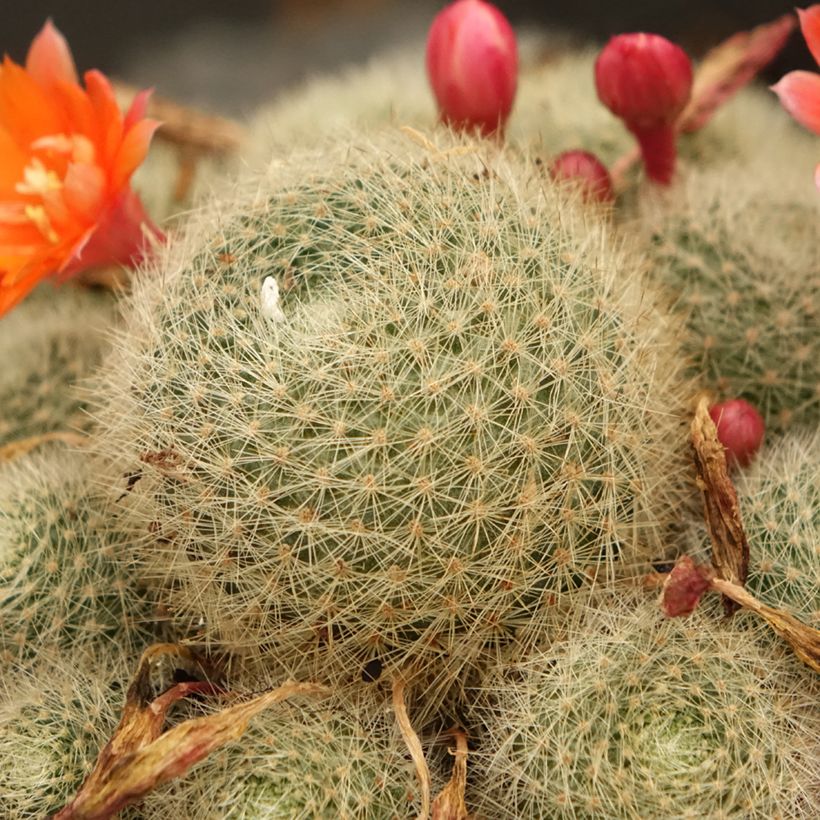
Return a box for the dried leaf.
[392,678,431,820]
[55,644,328,820]
[432,728,469,820]
[690,396,749,614]
[661,556,712,617]
[679,13,796,132]
[710,578,820,674]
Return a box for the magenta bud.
[426,0,518,136]
[594,33,693,184]
[549,150,615,203]
[708,398,766,469]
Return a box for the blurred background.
[0,1,812,115]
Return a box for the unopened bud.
[708,398,765,468]
[426,0,518,136]
[595,33,693,184]
[549,150,615,203]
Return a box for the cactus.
[466,590,820,819]
[137,683,432,819]
[94,130,691,706]
[637,167,819,430]
[0,284,114,448]
[0,650,133,819]
[0,446,155,663]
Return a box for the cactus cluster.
[466,590,820,819]
[0,446,154,663]
[0,284,113,448]
[95,131,692,702]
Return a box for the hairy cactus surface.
[95,130,692,701]
[0,284,113,448]
[466,590,820,819]
[0,446,154,663]
[638,168,819,430]
[0,651,131,819]
[138,686,430,819]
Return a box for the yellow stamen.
[24,204,59,244]
[16,158,62,196]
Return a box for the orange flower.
[772,6,820,189]
[0,21,161,315]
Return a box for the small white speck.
[260,276,285,322]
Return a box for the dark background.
[0,1,813,114]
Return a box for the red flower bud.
[549,150,615,203]
[595,33,693,184]
[708,398,766,469]
[426,0,518,136]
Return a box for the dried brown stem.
[432,728,470,820]
[392,677,431,820]
[0,431,88,463]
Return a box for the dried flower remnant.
[0,21,161,315]
[595,33,693,184]
[548,149,615,203]
[772,5,820,188]
[426,0,518,135]
[709,397,765,468]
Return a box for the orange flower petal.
[798,6,820,67]
[84,69,123,170]
[0,58,68,146]
[772,70,820,134]
[0,125,26,193]
[112,119,160,190]
[62,161,106,221]
[25,20,79,88]
[124,88,153,131]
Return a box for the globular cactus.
[465,590,820,819]
[0,651,132,819]
[637,168,819,430]
[95,130,691,705]
[0,284,113,448]
[0,446,154,663]
[138,685,432,819]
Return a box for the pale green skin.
[95,135,690,705]
[467,594,820,819]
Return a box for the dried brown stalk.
[0,431,88,463]
[55,644,328,820]
[392,677,431,820]
[432,728,470,820]
[112,82,245,157]
[690,396,749,613]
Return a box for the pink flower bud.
[426,0,518,136]
[595,33,693,184]
[549,150,615,203]
[708,398,766,469]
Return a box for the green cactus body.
[96,131,690,702]
[0,284,113,447]
[466,592,820,819]
[0,652,130,818]
[638,169,819,430]
[0,447,153,663]
[138,691,427,819]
